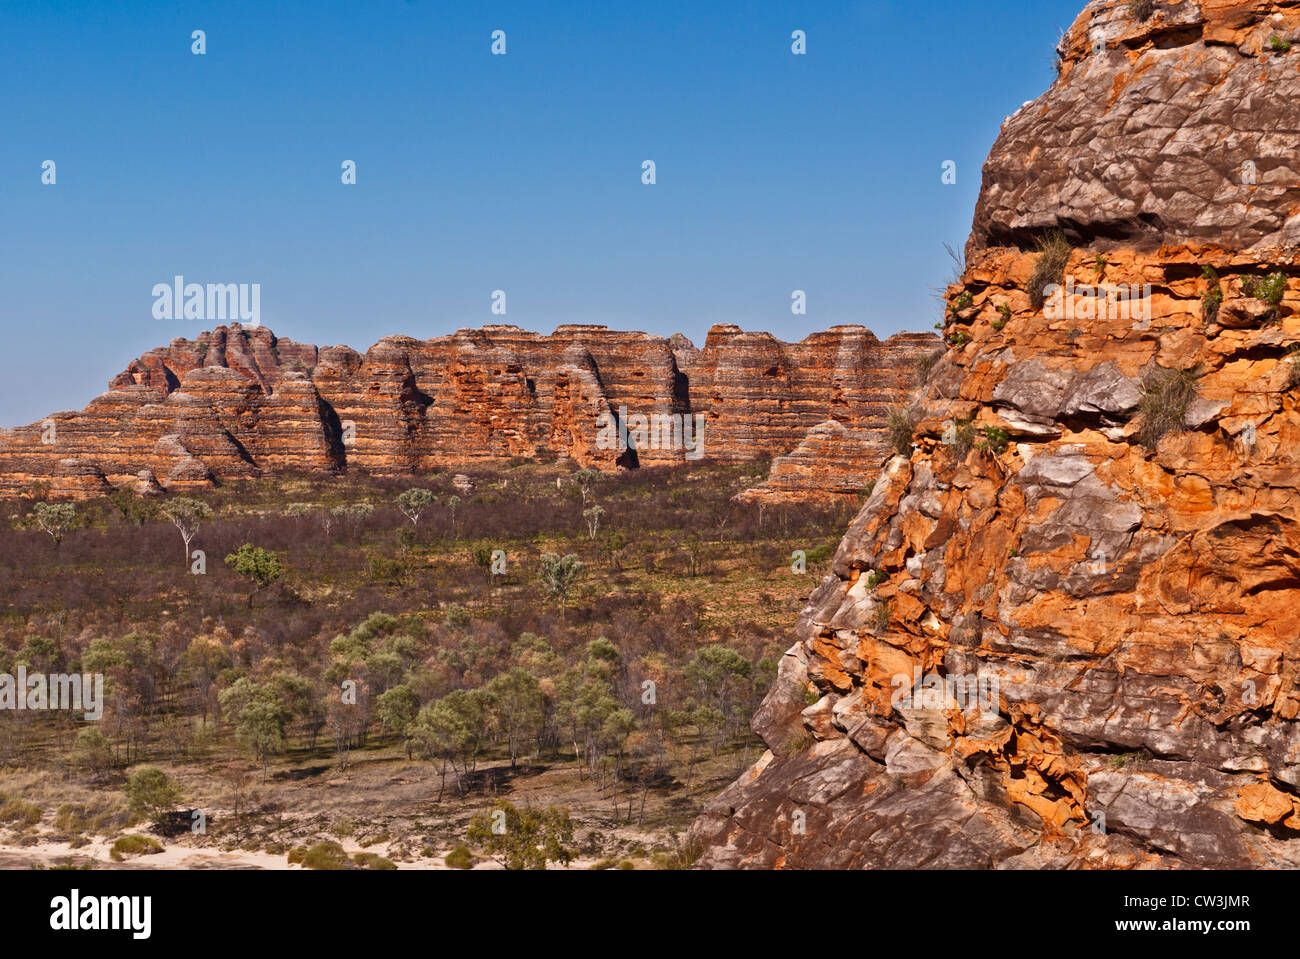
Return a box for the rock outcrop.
[693,0,1300,869]
[0,323,936,499]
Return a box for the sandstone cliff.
[693,0,1300,869]
[0,323,935,499]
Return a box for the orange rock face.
[0,322,936,498]
[693,0,1300,869]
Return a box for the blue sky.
[0,0,1086,426]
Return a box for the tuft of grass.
[649,836,701,870]
[886,406,915,456]
[1271,35,1292,54]
[1027,230,1072,310]
[869,598,892,636]
[109,834,163,861]
[1129,0,1155,22]
[1137,367,1200,450]
[946,416,977,456]
[1284,344,1300,392]
[913,348,944,383]
[0,794,42,827]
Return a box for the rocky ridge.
[692,0,1300,869]
[0,323,935,499]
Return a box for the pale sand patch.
[0,835,519,870]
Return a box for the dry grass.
[887,406,915,456]
[1138,367,1200,450]
[1027,230,1072,311]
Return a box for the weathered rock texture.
[0,323,935,499]
[693,0,1300,869]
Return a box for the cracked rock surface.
[693,0,1300,869]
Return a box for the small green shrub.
[352,851,397,870]
[109,834,163,861]
[445,845,474,870]
[297,840,352,870]
[1271,35,1292,54]
[122,768,181,821]
[1201,266,1223,324]
[1243,271,1287,321]
[979,426,1011,454]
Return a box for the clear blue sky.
[0,0,1086,427]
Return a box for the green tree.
[483,668,544,768]
[123,767,182,822]
[375,684,420,755]
[684,645,752,741]
[160,497,213,567]
[572,468,599,505]
[218,678,290,777]
[538,553,582,605]
[601,530,629,570]
[582,505,605,540]
[108,489,153,526]
[446,495,462,537]
[466,801,575,870]
[409,688,487,799]
[395,488,436,529]
[72,728,114,779]
[329,502,374,538]
[224,544,284,607]
[32,502,77,547]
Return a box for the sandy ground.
[0,830,664,870]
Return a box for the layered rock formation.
[693,0,1300,869]
[0,323,935,499]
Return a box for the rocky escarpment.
[693,0,1300,869]
[0,323,935,499]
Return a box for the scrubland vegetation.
[0,461,857,869]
